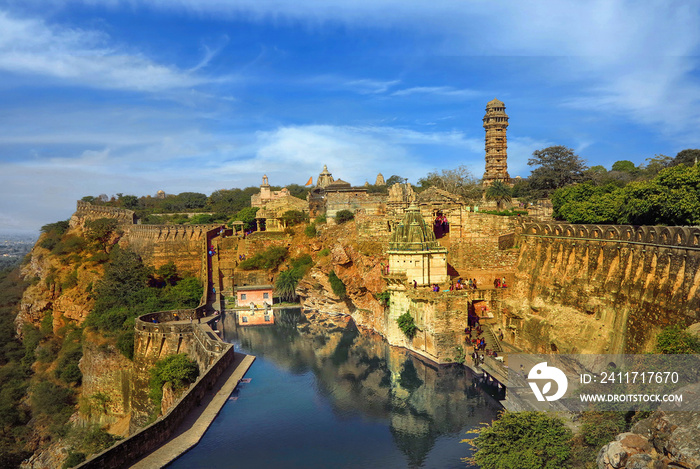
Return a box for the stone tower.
[482,98,511,186]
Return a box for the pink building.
[235,285,274,307]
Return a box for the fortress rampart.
[509,223,700,353]
[74,200,136,224]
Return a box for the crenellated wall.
[508,223,700,353]
[73,200,136,225]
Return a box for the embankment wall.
[508,223,700,353]
[77,339,235,469]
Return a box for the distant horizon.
[1,1,698,232]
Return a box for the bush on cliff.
[328,270,346,299]
[396,312,417,339]
[470,411,572,469]
[655,325,700,354]
[239,246,288,271]
[149,354,199,411]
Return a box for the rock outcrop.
[597,411,700,469]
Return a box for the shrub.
[376,291,390,308]
[579,411,626,449]
[84,218,119,249]
[397,312,417,339]
[318,248,330,257]
[41,220,70,236]
[655,325,700,354]
[61,270,79,290]
[30,380,75,427]
[149,354,199,409]
[328,270,346,299]
[335,210,354,224]
[472,411,572,469]
[53,235,86,256]
[238,246,288,271]
[304,224,317,237]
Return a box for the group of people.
[208,246,217,257]
[238,254,247,261]
[450,278,478,290]
[465,321,506,367]
[493,277,508,288]
[431,284,441,292]
[433,214,450,235]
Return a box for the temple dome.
[389,205,441,251]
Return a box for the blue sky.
[1,0,699,232]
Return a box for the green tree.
[275,269,301,302]
[670,149,700,167]
[385,175,405,186]
[174,192,208,210]
[611,160,638,173]
[230,207,259,231]
[528,146,588,197]
[473,411,572,469]
[285,184,311,200]
[485,180,513,210]
[118,195,139,209]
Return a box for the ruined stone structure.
[387,204,448,286]
[255,194,308,232]
[482,98,511,187]
[250,174,291,208]
[375,173,385,186]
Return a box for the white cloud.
[391,86,479,99]
[0,10,216,92]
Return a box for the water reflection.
[220,308,500,468]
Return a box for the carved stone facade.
[387,204,448,286]
[482,98,511,186]
[316,165,335,189]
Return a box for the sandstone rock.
[331,244,351,265]
[624,453,654,469]
[598,440,627,468]
[687,322,700,338]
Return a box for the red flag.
[305,176,313,186]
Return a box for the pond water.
[169,309,501,469]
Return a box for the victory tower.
[482,98,511,186]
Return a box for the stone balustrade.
[523,223,700,250]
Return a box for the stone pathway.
[130,352,255,469]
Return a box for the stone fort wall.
[508,223,700,354]
[73,200,136,225]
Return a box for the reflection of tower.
[482,98,511,186]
